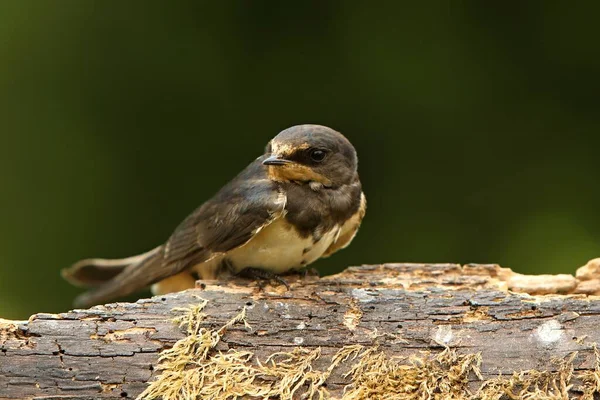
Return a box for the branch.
[2,261,600,399]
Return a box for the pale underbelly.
[225,218,340,274]
[152,219,339,294]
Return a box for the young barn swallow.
[62,125,366,308]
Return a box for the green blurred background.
[1,1,599,319]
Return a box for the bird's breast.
[225,217,340,274]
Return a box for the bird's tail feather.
[63,246,190,309]
[61,246,162,288]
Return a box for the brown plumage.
[62,124,366,308]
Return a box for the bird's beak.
[263,154,292,166]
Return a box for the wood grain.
[2,262,600,399]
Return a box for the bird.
[62,124,366,308]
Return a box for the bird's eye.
[309,149,327,162]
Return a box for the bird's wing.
[73,159,286,307]
[164,174,286,266]
[322,192,366,257]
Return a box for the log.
[2,261,600,399]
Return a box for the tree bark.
[2,262,600,399]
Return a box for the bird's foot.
[301,267,320,278]
[238,267,291,291]
[283,267,320,279]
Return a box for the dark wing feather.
[73,157,285,307]
[163,156,285,262]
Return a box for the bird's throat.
[267,164,332,186]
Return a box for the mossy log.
[3,262,600,399]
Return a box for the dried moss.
[341,346,482,400]
[478,353,576,400]
[136,298,335,400]
[137,300,600,400]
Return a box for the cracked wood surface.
[2,262,600,399]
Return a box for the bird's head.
[263,125,358,188]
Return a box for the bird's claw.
[299,267,320,278]
[238,267,291,291]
